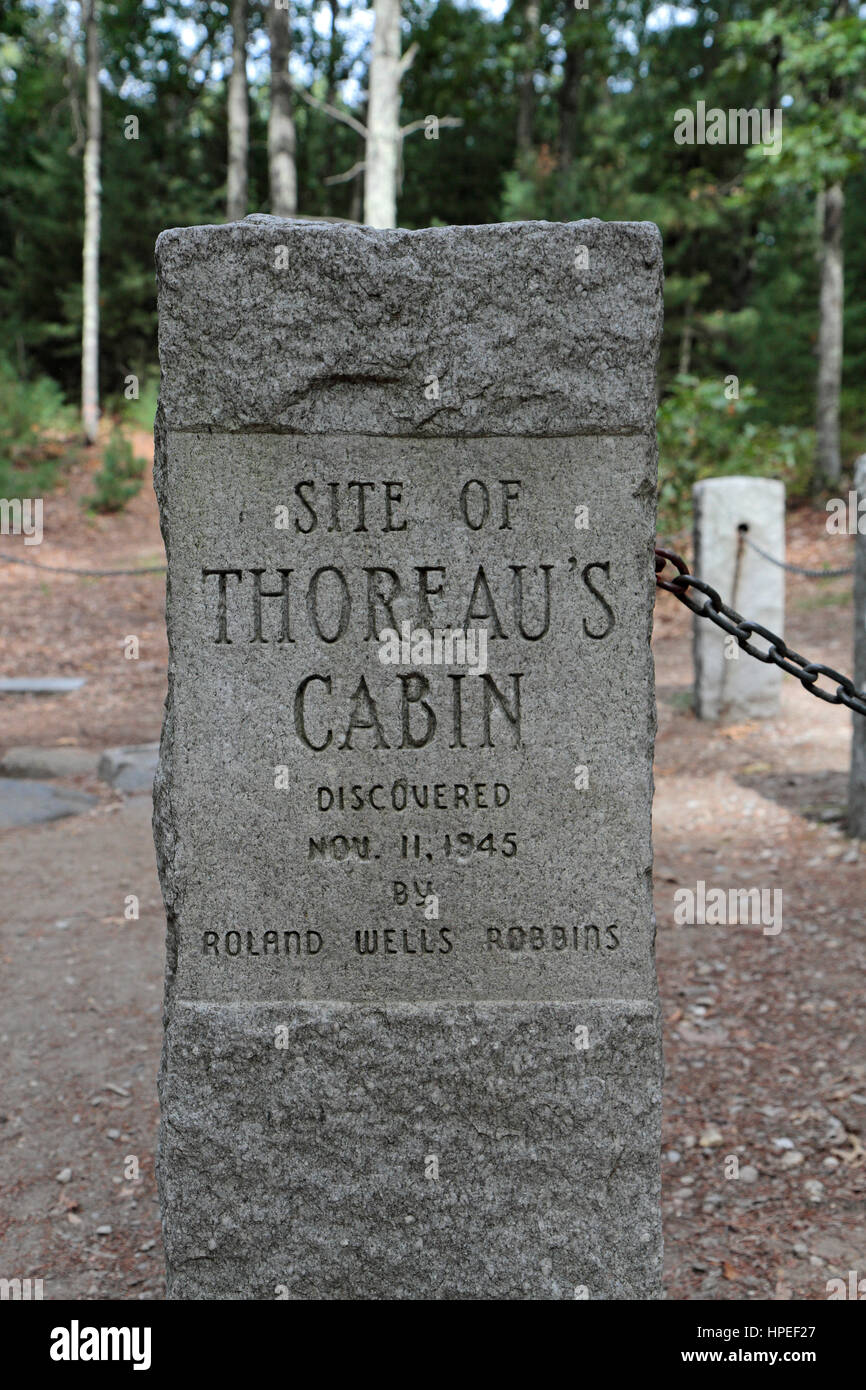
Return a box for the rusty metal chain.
[654,546,866,718]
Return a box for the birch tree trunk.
[816,182,844,486]
[364,0,402,228]
[227,0,249,222]
[81,0,101,445]
[268,0,297,217]
[322,0,340,209]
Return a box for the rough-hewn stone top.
[156,217,663,437]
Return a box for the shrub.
[84,427,147,514]
[0,356,76,497]
[106,372,159,432]
[657,375,814,533]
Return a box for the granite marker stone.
[154,218,663,1299]
[692,476,785,721]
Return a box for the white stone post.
[692,476,785,720]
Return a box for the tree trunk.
[516,0,540,156]
[557,38,582,170]
[325,0,340,105]
[678,316,693,376]
[322,0,341,211]
[81,0,101,445]
[364,0,402,227]
[767,33,782,113]
[816,182,844,486]
[349,165,364,224]
[268,0,297,217]
[227,0,249,221]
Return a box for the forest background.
[1,0,864,526]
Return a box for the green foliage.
[725,3,866,193]
[657,376,814,531]
[0,356,76,498]
[399,0,517,230]
[111,374,160,432]
[1,0,864,513]
[83,427,146,514]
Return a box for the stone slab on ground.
[0,677,86,695]
[0,778,96,829]
[0,746,100,779]
[99,744,160,792]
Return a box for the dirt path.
[0,430,166,750]
[655,587,866,1300]
[0,797,164,1299]
[1,459,863,1299]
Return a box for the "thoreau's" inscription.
[201,475,615,752]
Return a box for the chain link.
[654,547,866,718]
